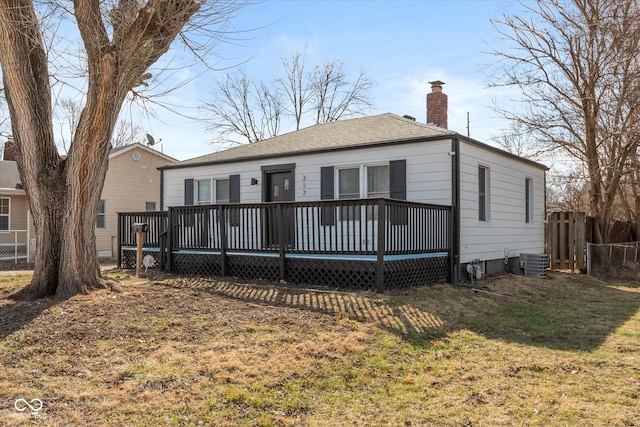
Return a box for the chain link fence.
[0,230,31,264]
[586,241,640,280]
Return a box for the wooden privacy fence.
[546,211,586,271]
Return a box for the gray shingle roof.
[163,113,455,169]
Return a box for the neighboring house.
[156,82,548,282]
[0,159,30,261]
[96,142,176,257]
[0,140,175,259]
[0,160,27,233]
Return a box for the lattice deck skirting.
[121,248,448,292]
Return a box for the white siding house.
[160,111,547,282]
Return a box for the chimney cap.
[429,80,445,87]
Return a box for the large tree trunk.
[0,0,199,300]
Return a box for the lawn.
[0,269,639,426]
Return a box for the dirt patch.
[0,260,33,272]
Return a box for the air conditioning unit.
[520,253,548,278]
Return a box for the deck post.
[166,207,174,273]
[117,213,122,268]
[277,203,287,281]
[220,206,228,276]
[376,198,386,293]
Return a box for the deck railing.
[118,198,452,289]
[162,198,450,254]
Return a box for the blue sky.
[142,0,527,161]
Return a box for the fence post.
[277,203,287,281]
[13,231,17,264]
[166,207,174,273]
[575,212,586,270]
[117,213,122,268]
[376,199,386,293]
[27,210,31,263]
[220,206,228,276]
[586,242,591,275]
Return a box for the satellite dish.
[146,133,155,146]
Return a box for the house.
[0,139,175,260]
[151,82,547,286]
[117,82,546,290]
[96,142,176,257]
[0,144,30,261]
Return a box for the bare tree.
[491,0,640,243]
[546,168,590,212]
[311,58,373,124]
[203,70,283,144]
[204,50,374,144]
[0,0,245,300]
[55,98,145,152]
[490,122,553,159]
[276,50,311,131]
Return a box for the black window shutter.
[184,179,194,205]
[389,160,407,200]
[183,178,194,227]
[389,160,408,225]
[229,174,240,226]
[320,166,335,226]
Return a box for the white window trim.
[195,178,212,205]
[335,163,390,199]
[335,163,390,223]
[195,177,231,205]
[0,197,10,232]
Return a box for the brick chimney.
[2,137,16,161]
[426,80,448,128]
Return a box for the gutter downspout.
[451,138,461,284]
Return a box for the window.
[0,198,9,231]
[525,178,533,223]
[145,202,156,212]
[367,165,390,198]
[215,179,230,204]
[338,168,360,221]
[321,161,405,226]
[478,166,489,222]
[195,178,231,205]
[338,168,360,199]
[96,200,105,229]
[338,164,390,221]
[196,179,211,205]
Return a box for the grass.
[0,270,639,426]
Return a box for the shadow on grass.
[458,276,640,351]
[0,295,58,341]
[155,273,640,352]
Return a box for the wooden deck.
[118,198,453,292]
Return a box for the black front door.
[264,167,295,247]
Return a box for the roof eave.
[457,135,549,171]
[158,134,454,170]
